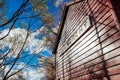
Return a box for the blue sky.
[0,0,71,79]
[0,0,72,65]
[0,0,59,65]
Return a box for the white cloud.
[23,67,46,80]
[0,28,47,57]
[13,62,26,70]
[55,0,63,7]
[0,28,50,79]
[1,64,46,80]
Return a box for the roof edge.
[52,0,85,54]
[52,5,69,54]
[66,0,84,6]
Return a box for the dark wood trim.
[52,0,85,54]
[52,5,69,54]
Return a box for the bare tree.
[0,0,58,80]
[39,56,56,80]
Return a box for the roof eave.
[52,0,85,54]
[52,5,69,54]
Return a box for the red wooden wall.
[55,0,120,80]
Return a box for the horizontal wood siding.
[55,0,120,80]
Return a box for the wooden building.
[53,0,120,80]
